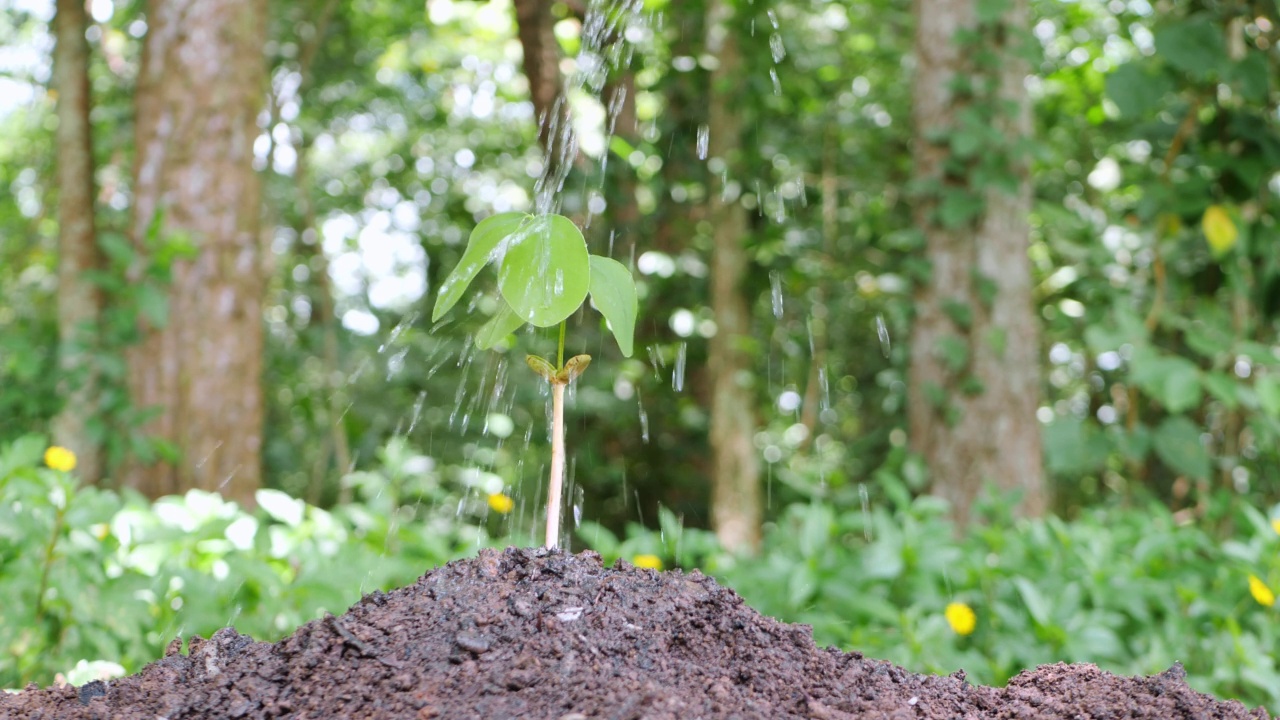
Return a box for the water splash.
[572,483,585,529]
[672,342,687,392]
[859,483,872,542]
[406,391,427,434]
[769,33,786,63]
[770,270,784,318]
[377,311,419,353]
[647,343,666,380]
[875,314,891,357]
[818,367,830,411]
[637,388,650,444]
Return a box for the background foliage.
[3,435,1278,711]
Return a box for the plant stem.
[34,505,66,623]
[545,380,566,548]
[557,321,566,368]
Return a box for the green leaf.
[1231,52,1269,102]
[474,301,525,350]
[587,255,638,357]
[498,215,590,327]
[1255,375,1280,418]
[1202,372,1240,409]
[1129,349,1200,413]
[432,212,527,322]
[1152,416,1210,480]
[1154,20,1226,80]
[1042,417,1108,477]
[1014,577,1052,626]
[136,283,170,328]
[1105,62,1173,118]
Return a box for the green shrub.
[582,477,1280,713]
[0,434,499,687]
[4,432,1278,715]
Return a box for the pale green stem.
[557,321,566,368]
[545,380,566,549]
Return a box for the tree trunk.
[125,0,268,506]
[513,0,574,211]
[907,0,1046,526]
[706,0,761,553]
[50,0,104,483]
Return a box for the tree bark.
[513,0,574,211]
[908,0,1046,526]
[51,0,104,483]
[125,0,268,506]
[706,0,761,553]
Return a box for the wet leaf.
[525,354,557,382]
[474,301,525,350]
[432,212,527,322]
[587,255,638,357]
[558,354,592,384]
[498,215,590,327]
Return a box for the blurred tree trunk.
[513,0,575,209]
[706,0,761,553]
[908,0,1046,526]
[50,0,104,483]
[125,0,268,506]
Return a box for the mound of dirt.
[0,547,1268,719]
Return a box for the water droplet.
[696,124,709,160]
[647,344,665,381]
[637,391,650,444]
[859,483,872,542]
[573,484,585,529]
[769,33,786,63]
[554,268,565,295]
[770,271,784,318]
[818,367,830,411]
[767,8,779,28]
[769,68,782,96]
[672,342,687,392]
[406,391,427,434]
[876,315,891,357]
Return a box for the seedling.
[432,212,638,548]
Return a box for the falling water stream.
[345,0,879,567]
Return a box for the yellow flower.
[1202,205,1238,255]
[486,493,514,514]
[44,446,77,472]
[1271,518,1280,536]
[945,602,976,636]
[1249,575,1275,608]
[632,554,663,571]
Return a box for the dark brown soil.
[0,548,1268,719]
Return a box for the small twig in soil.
[326,614,404,669]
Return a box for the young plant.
[432,212,638,549]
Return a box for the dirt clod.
[0,548,1268,719]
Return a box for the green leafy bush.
[0,435,499,687]
[5,432,1278,715]
[582,477,1280,713]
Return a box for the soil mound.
[0,547,1268,719]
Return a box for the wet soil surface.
[1,548,1268,719]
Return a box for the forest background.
[2,0,1280,712]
